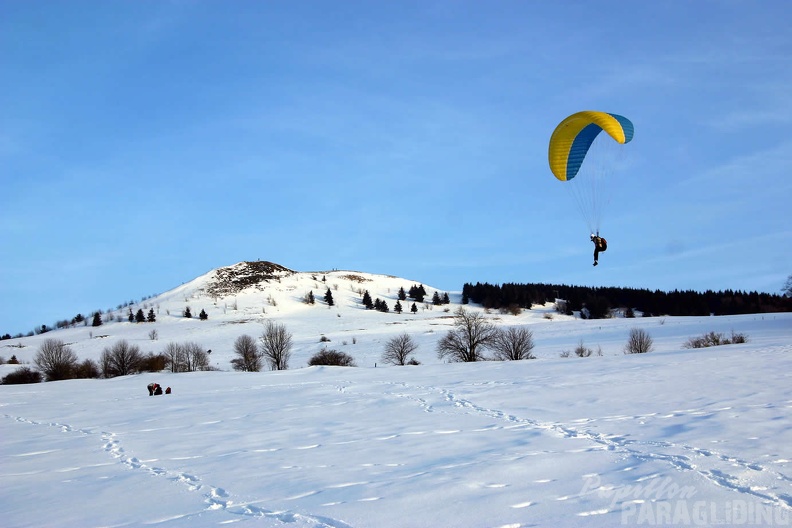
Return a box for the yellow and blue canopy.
[548,111,634,181]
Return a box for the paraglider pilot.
[591,234,607,266]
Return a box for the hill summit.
[206,261,296,297]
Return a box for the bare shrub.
[499,304,522,316]
[436,308,497,363]
[259,320,293,371]
[308,348,356,367]
[139,353,167,372]
[570,340,601,357]
[34,339,78,381]
[2,366,42,385]
[624,328,654,354]
[684,331,723,348]
[73,359,100,379]
[231,334,262,372]
[574,340,591,357]
[684,330,749,348]
[381,333,419,366]
[491,327,535,361]
[100,340,143,377]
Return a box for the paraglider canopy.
[548,111,634,182]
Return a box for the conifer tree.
[147,308,156,322]
[324,288,334,306]
[432,291,442,305]
[394,300,403,314]
[92,312,103,327]
[409,284,426,303]
[135,309,146,323]
[199,309,208,320]
[362,290,374,309]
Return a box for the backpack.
[599,237,607,251]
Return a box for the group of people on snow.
[147,383,171,396]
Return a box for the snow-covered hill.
[3,260,566,370]
[7,260,787,372]
[2,261,792,527]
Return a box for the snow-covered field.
[2,263,791,527]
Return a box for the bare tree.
[784,274,792,297]
[182,341,209,372]
[624,328,654,354]
[491,326,535,360]
[231,334,262,372]
[100,340,142,377]
[34,339,78,381]
[381,332,419,366]
[163,342,184,372]
[436,307,497,362]
[259,320,293,370]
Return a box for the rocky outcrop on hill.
[206,261,294,297]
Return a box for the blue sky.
[2,1,791,335]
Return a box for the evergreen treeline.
[462,282,792,318]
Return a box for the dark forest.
[461,282,792,319]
